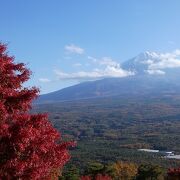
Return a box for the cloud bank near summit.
[39,44,180,82]
[141,50,180,75]
[54,64,134,81]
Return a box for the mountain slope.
[37,51,180,103]
[37,75,180,103]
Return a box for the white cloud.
[73,63,82,67]
[88,56,119,67]
[88,56,98,62]
[65,44,84,54]
[39,78,51,83]
[146,69,165,75]
[54,65,134,81]
[149,58,180,70]
[141,50,180,75]
[99,57,120,67]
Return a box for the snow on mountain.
[122,50,180,75]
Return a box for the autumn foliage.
[0,43,74,179]
[167,168,180,179]
[113,161,138,179]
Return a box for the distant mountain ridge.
[37,51,180,103]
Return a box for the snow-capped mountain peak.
[134,51,159,63]
[122,50,180,75]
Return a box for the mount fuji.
[37,51,180,103]
[122,51,180,75]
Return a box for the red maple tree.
[0,43,74,179]
[167,168,180,179]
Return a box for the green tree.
[136,164,164,180]
[86,162,105,177]
[60,165,80,180]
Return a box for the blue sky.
[1,0,180,94]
